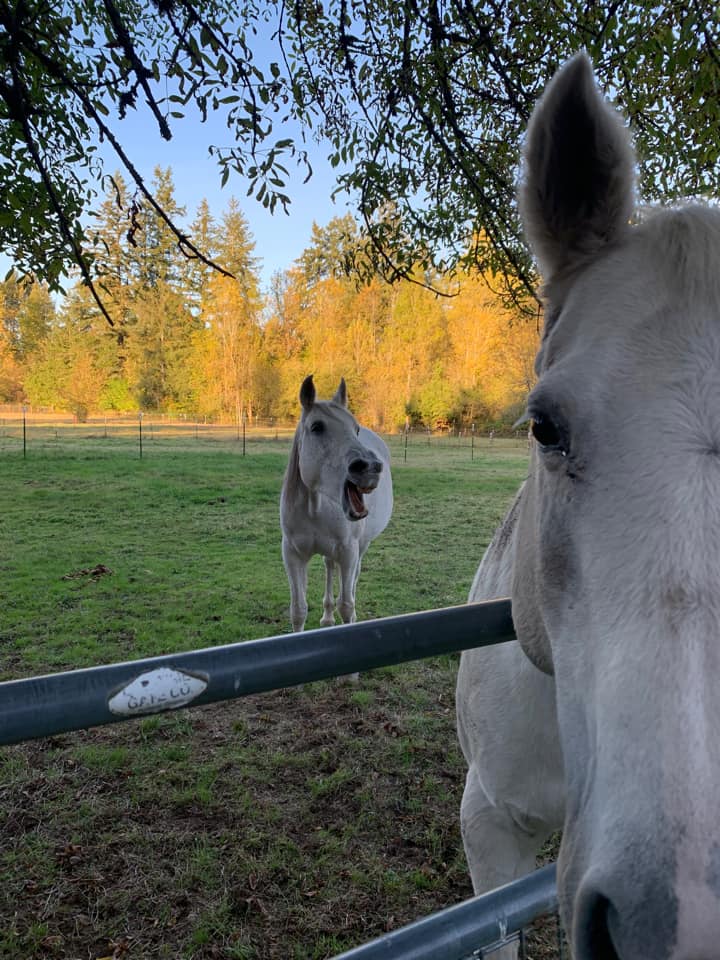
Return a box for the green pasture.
[0,438,541,960]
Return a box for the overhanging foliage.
[1,0,718,315]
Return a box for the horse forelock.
[536,203,720,370]
[306,397,359,425]
[639,204,720,305]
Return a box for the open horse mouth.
[343,479,371,520]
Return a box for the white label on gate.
[108,667,208,716]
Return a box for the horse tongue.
[347,481,367,518]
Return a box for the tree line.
[0,168,538,431]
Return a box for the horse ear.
[519,51,635,282]
[332,378,348,407]
[300,375,316,411]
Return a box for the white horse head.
[295,374,384,521]
[281,376,393,635]
[458,53,720,960]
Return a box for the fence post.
[138,411,143,459]
[471,422,475,461]
[22,404,27,459]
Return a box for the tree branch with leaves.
[1,0,718,318]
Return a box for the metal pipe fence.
[0,598,563,957]
[332,864,559,960]
[0,600,513,746]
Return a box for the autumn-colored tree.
[262,268,311,419]
[0,273,53,361]
[0,322,22,402]
[364,272,447,429]
[446,273,540,425]
[23,308,108,420]
[5,193,544,431]
[0,274,54,402]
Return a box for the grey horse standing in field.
[457,53,720,960]
[281,376,393,635]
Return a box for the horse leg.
[282,539,308,632]
[336,550,359,625]
[320,557,336,627]
[457,639,563,960]
[351,554,363,605]
[336,548,360,682]
[460,767,548,960]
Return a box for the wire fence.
[0,410,530,462]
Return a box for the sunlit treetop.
[1,0,718,321]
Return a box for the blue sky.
[97,101,349,291]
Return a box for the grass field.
[0,435,559,960]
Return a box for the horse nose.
[575,891,620,960]
[574,871,679,960]
[349,457,383,476]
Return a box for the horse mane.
[281,426,306,510]
[639,203,720,304]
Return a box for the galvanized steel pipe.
[0,599,513,745]
[331,864,558,960]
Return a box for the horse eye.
[310,421,325,434]
[531,416,564,451]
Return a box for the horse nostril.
[582,893,620,960]
[349,458,369,474]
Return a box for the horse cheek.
[511,488,556,675]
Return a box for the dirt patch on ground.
[0,665,561,960]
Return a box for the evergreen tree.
[123,168,199,409]
[186,200,217,314]
[133,167,188,290]
[89,172,137,341]
[191,199,264,420]
[298,215,359,285]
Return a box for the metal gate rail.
[0,598,563,957]
[332,864,558,960]
[0,599,513,746]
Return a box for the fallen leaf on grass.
[383,721,402,737]
[62,564,113,581]
[243,895,269,917]
[96,936,130,960]
[56,842,83,864]
[40,934,64,950]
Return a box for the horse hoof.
[335,672,360,685]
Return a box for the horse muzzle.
[344,457,383,520]
[567,809,720,960]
